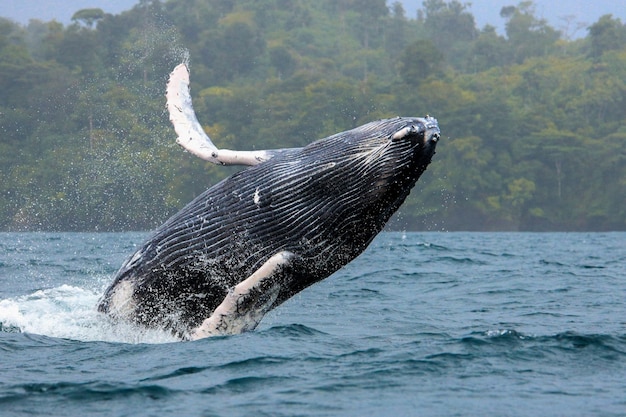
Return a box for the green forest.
[1,0,625,231]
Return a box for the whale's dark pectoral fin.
[188,251,296,340]
[166,63,295,166]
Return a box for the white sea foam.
[0,285,179,344]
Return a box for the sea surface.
[0,232,624,416]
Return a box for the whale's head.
[344,116,440,226]
[306,116,439,207]
[277,116,439,261]
[359,115,440,188]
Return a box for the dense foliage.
[1,0,624,231]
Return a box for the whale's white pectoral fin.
[166,63,220,162]
[166,63,294,166]
[188,251,296,340]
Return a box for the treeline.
[0,0,625,231]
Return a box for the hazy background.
[2,0,625,38]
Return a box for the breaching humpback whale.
[98,63,440,340]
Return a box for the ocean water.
[0,231,624,416]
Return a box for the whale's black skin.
[98,116,439,339]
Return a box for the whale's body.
[98,65,440,340]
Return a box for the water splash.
[0,285,179,344]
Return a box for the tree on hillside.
[500,1,561,64]
[398,40,443,86]
[587,15,626,58]
[420,0,478,70]
[466,25,508,72]
[71,8,105,28]
[384,2,411,61]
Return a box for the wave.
[461,328,626,355]
[0,289,327,345]
[0,285,178,344]
[261,323,327,338]
[0,381,176,407]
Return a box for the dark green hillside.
[0,0,624,231]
